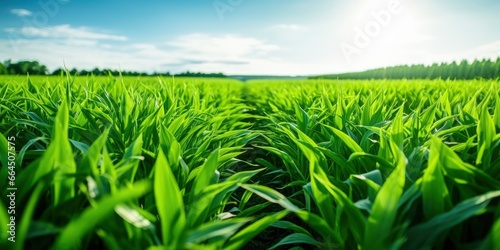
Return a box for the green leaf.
[33,99,76,206]
[294,210,339,244]
[480,216,500,250]
[313,173,366,244]
[433,134,500,190]
[15,182,45,250]
[224,210,289,250]
[476,106,495,165]
[186,219,250,245]
[116,134,143,182]
[404,190,500,249]
[114,204,153,230]
[79,129,109,179]
[364,140,406,249]
[26,221,60,239]
[159,125,184,185]
[187,181,239,228]
[324,125,364,153]
[0,133,9,186]
[154,148,186,248]
[390,104,405,149]
[422,137,452,220]
[189,149,220,205]
[53,180,151,250]
[269,233,323,249]
[494,92,500,129]
[0,200,9,244]
[271,221,313,237]
[239,184,299,212]
[348,152,394,173]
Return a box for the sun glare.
[338,0,433,67]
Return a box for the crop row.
[0,76,499,249]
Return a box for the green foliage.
[1,60,48,75]
[0,75,499,249]
[313,57,500,80]
[0,62,7,75]
[1,59,226,77]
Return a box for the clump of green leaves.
[0,76,499,249]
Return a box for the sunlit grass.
[0,76,499,249]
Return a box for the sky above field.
[1,0,499,75]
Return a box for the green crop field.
[1,75,500,249]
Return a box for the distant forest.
[313,57,500,80]
[0,59,227,78]
[2,58,500,80]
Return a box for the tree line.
[3,58,499,80]
[313,57,500,80]
[0,60,227,78]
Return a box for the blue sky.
[1,0,499,75]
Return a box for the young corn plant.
[1,75,499,249]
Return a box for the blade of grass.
[364,140,406,249]
[154,148,186,248]
[404,191,500,249]
[224,210,289,250]
[53,180,151,250]
[422,137,452,220]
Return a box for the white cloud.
[0,38,156,72]
[3,31,282,73]
[272,24,308,31]
[475,40,500,54]
[4,28,16,33]
[166,33,279,58]
[160,33,283,72]
[0,33,288,74]
[0,31,368,75]
[10,9,32,17]
[450,40,500,62]
[5,25,127,41]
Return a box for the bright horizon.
[1,0,499,75]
